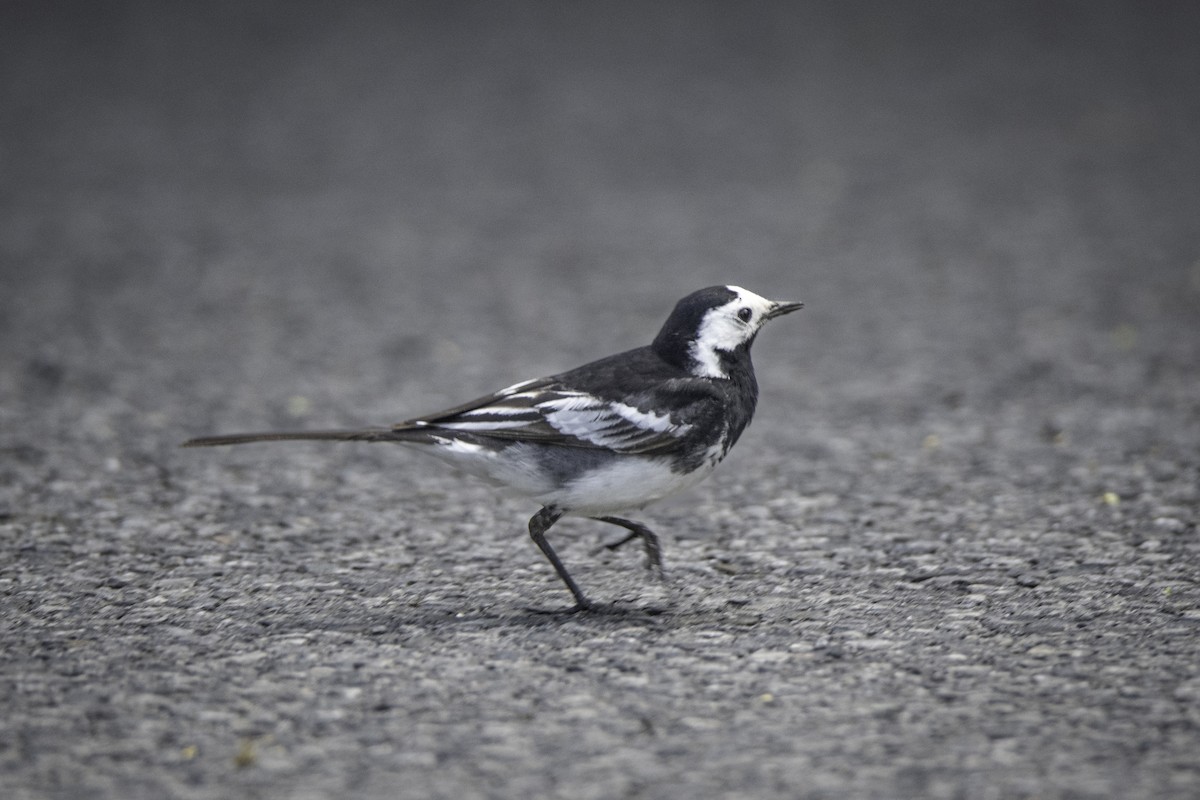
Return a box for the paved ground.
[3,2,1199,798]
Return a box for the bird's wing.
[395,376,721,454]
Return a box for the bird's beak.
[766,300,804,319]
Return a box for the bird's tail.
[181,428,414,448]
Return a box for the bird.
[183,285,803,612]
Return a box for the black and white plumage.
[183,285,803,611]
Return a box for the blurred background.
[4,1,1197,431]
[3,3,1200,797]
[1,0,1198,530]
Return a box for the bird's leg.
[591,516,664,579]
[596,530,641,551]
[528,506,592,612]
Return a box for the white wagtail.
[183,285,802,611]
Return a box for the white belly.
[408,437,724,515]
[545,454,720,515]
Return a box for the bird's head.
[652,285,803,378]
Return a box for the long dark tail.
[181,428,416,448]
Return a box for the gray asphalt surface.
[3,2,1199,798]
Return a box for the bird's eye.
[737,307,753,323]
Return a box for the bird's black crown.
[651,285,739,369]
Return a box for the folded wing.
[396,376,718,455]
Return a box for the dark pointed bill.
[766,300,804,319]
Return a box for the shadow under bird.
[183,285,803,612]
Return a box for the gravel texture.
[3,2,1199,799]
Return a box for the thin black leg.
[528,506,592,612]
[597,531,640,551]
[591,516,664,579]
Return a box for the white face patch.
[688,285,779,378]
